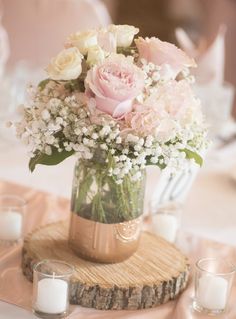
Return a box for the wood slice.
[22,221,190,310]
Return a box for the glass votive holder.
[193,257,235,315]
[150,201,182,243]
[0,194,26,244]
[32,259,74,319]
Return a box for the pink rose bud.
[135,37,196,78]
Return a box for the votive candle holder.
[32,259,74,319]
[193,257,235,315]
[0,194,26,244]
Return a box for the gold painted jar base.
[68,213,142,263]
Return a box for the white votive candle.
[36,278,68,314]
[153,214,178,243]
[0,211,22,241]
[197,274,228,310]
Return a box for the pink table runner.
[0,180,236,318]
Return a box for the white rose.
[46,47,83,81]
[86,45,105,66]
[66,30,97,55]
[108,24,139,47]
[97,28,117,53]
[155,119,180,143]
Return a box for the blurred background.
[1,0,236,87]
[1,0,236,244]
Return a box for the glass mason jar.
[68,159,146,263]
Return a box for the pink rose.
[144,80,202,126]
[123,104,160,137]
[85,55,145,118]
[135,37,196,78]
[87,98,116,125]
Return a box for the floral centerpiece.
[14,25,206,263]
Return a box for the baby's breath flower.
[82,127,88,134]
[92,133,98,140]
[100,144,108,150]
[45,145,52,155]
[13,37,206,185]
[122,148,129,155]
[41,109,50,121]
[119,155,127,161]
[116,137,122,144]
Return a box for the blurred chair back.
[1,0,111,69]
[145,164,200,215]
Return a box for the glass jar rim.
[196,257,236,276]
[33,259,75,278]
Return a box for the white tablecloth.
[1,136,236,318]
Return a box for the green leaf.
[29,148,74,172]
[64,79,85,92]
[117,46,138,56]
[38,79,50,90]
[181,148,203,166]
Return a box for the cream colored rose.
[46,47,83,81]
[66,30,97,55]
[155,119,180,143]
[108,24,139,47]
[86,45,105,67]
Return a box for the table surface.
[1,136,236,318]
[0,179,236,319]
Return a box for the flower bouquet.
[14,25,206,262]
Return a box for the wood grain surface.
[22,220,190,310]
